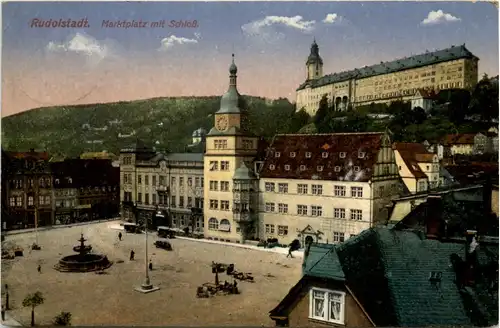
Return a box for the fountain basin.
[55,254,112,272]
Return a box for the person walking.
[130,250,135,261]
[1,305,5,321]
[37,264,41,273]
[149,260,153,271]
[118,232,122,241]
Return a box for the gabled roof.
[297,45,477,91]
[443,133,477,145]
[303,243,345,281]
[393,142,432,179]
[260,132,386,182]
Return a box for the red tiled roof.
[4,151,49,161]
[393,142,433,179]
[443,133,476,145]
[259,132,385,182]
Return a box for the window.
[145,194,150,205]
[297,205,308,215]
[220,181,230,192]
[290,152,296,158]
[300,165,306,171]
[351,187,363,198]
[278,183,288,193]
[311,206,323,217]
[221,161,229,171]
[265,203,275,212]
[179,196,184,208]
[278,203,288,214]
[333,232,345,243]
[145,175,149,185]
[214,139,228,149]
[322,152,328,158]
[242,140,253,149]
[354,166,360,172]
[209,200,218,210]
[339,152,346,158]
[334,208,345,219]
[305,152,312,158]
[179,177,184,186]
[418,180,427,192]
[208,218,218,230]
[221,200,230,211]
[38,195,44,205]
[187,178,192,186]
[309,288,345,324]
[297,184,308,194]
[152,176,157,186]
[265,224,275,234]
[317,166,324,172]
[138,175,142,184]
[265,182,275,192]
[284,165,291,171]
[28,196,34,206]
[350,209,363,221]
[269,164,276,170]
[312,184,323,195]
[9,197,15,207]
[153,194,157,205]
[195,177,200,187]
[334,186,346,197]
[171,177,176,185]
[209,161,218,171]
[171,196,176,207]
[159,176,165,186]
[275,152,281,158]
[358,152,366,158]
[334,166,341,172]
[278,225,288,236]
[209,181,218,191]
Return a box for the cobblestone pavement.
[1,222,302,326]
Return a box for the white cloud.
[46,33,113,60]
[241,15,315,37]
[158,35,198,51]
[421,10,461,25]
[322,13,344,24]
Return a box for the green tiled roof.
[304,227,498,326]
[303,243,344,281]
[297,45,477,91]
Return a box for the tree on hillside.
[22,291,45,326]
[53,312,72,326]
[469,74,499,122]
[313,95,330,131]
[436,89,472,124]
[286,109,311,133]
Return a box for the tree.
[313,95,330,131]
[53,312,72,326]
[22,291,45,326]
[469,74,499,121]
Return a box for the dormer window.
[334,166,341,172]
[317,166,324,172]
[290,152,296,158]
[284,165,290,171]
[300,165,306,171]
[353,166,360,172]
[322,152,328,159]
[339,152,346,158]
[275,152,281,158]
[269,164,276,170]
[305,152,312,158]
[358,152,366,158]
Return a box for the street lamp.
[134,206,160,293]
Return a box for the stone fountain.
[54,233,112,272]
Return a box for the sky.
[2,1,499,117]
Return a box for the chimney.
[425,195,444,239]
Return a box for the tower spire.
[229,53,237,87]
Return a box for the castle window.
[290,152,296,158]
[305,152,312,158]
[284,165,290,171]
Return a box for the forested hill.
[2,96,305,157]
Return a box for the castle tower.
[306,39,323,80]
[203,54,259,242]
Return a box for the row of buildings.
[2,150,120,230]
[119,54,498,246]
[297,41,479,114]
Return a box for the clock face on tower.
[216,115,228,131]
